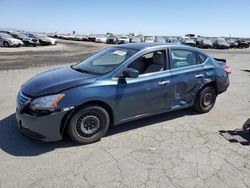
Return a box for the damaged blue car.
[16,43,230,144]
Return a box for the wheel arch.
[197,81,218,96]
[60,100,114,135]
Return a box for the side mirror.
[122,68,139,78]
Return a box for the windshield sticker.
[113,50,127,56]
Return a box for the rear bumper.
[16,110,67,142]
[217,76,230,94]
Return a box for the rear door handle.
[158,80,170,85]
[195,74,204,78]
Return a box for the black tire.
[3,41,9,47]
[194,86,217,113]
[67,106,110,144]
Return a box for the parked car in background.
[226,39,238,48]
[72,34,88,41]
[196,38,213,48]
[10,32,39,46]
[60,34,71,40]
[95,34,108,43]
[144,36,155,42]
[131,35,144,43]
[117,35,130,44]
[72,34,84,41]
[33,33,56,45]
[166,37,181,44]
[48,36,57,45]
[81,35,89,41]
[26,33,50,45]
[182,37,196,47]
[213,38,230,49]
[236,39,249,48]
[68,34,76,40]
[88,34,96,42]
[185,34,196,39]
[107,34,117,44]
[155,36,166,43]
[16,43,230,144]
[0,32,23,47]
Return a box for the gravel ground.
[0,40,250,188]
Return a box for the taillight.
[223,65,231,75]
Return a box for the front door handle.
[158,80,170,85]
[195,74,204,78]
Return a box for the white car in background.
[34,33,57,45]
[117,35,130,44]
[0,32,23,47]
[131,35,144,43]
[144,36,155,42]
[95,34,108,43]
[48,37,57,45]
[155,36,166,43]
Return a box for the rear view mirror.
[122,68,139,78]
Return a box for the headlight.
[30,94,65,110]
[8,40,14,44]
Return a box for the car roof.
[116,42,209,56]
[116,42,191,50]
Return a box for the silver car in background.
[131,35,144,43]
[95,34,108,43]
[117,35,130,44]
[144,36,155,42]
[0,32,23,47]
[155,36,166,43]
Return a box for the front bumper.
[16,109,68,142]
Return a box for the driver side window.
[128,50,166,75]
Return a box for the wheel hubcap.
[79,115,100,134]
[203,92,213,107]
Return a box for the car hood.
[21,67,98,97]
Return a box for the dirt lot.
[0,40,250,188]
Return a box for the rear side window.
[170,49,197,69]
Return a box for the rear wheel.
[194,86,217,113]
[3,41,9,47]
[67,106,110,144]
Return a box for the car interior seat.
[144,51,165,74]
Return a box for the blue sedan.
[16,43,230,144]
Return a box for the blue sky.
[0,0,249,37]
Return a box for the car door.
[116,49,172,122]
[169,48,206,109]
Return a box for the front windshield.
[0,33,12,38]
[16,33,26,38]
[73,47,138,75]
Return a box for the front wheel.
[3,41,9,47]
[67,106,110,144]
[194,86,217,113]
